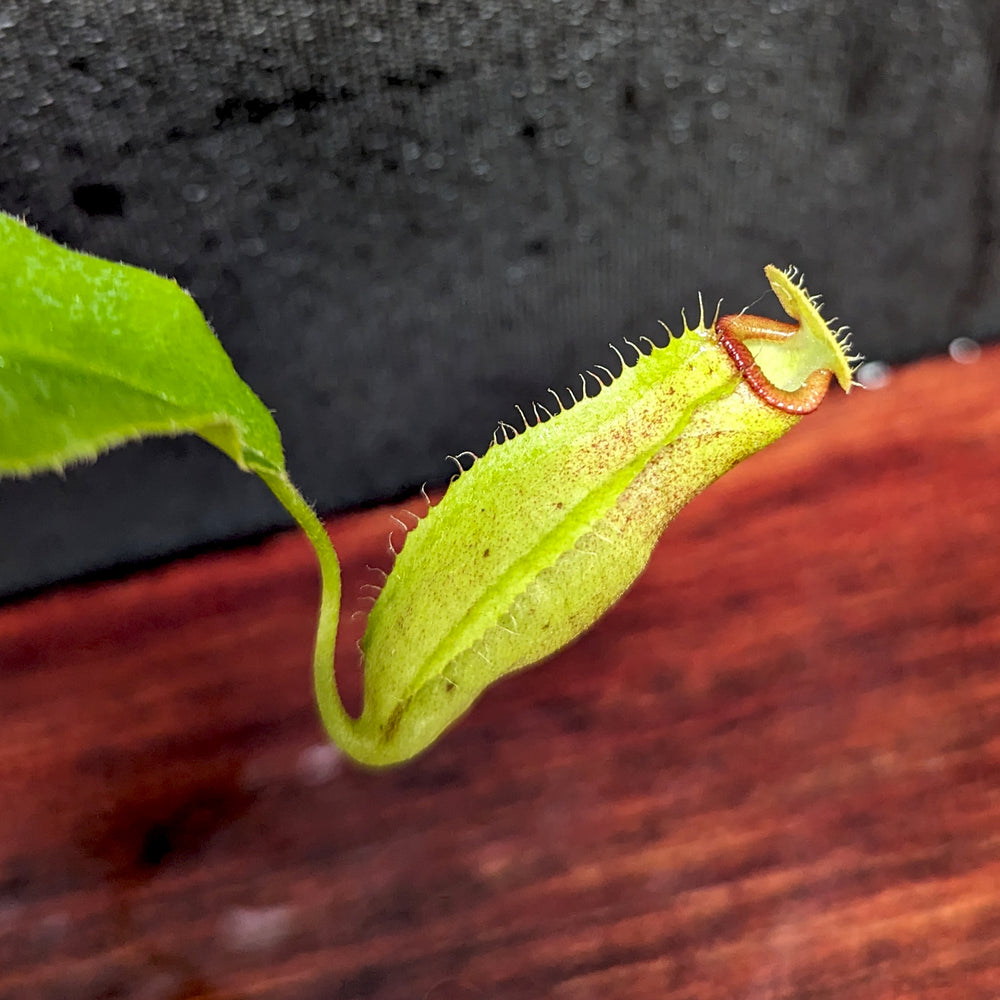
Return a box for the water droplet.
[505,263,526,285]
[20,154,41,172]
[296,743,342,785]
[221,906,294,953]
[711,100,730,120]
[582,146,600,166]
[231,158,252,181]
[670,109,691,130]
[578,39,598,61]
[424,151,445,170]
[948,336,981,364]
[705,72,726,94]
[274,107,295,127]
[402,141,422,162]
[574,70,593,90]
[182,183,208,204]
[856,360,891,390]
[511,80,528,99]
[363,25,382,43]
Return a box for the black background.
[2,0,998,596]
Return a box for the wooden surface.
[3,347,1000,999]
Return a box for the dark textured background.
[2,0,999,597]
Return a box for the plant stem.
[258,469,370,761]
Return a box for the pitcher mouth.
[714,265,860,415]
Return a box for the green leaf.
[0,212,282,477]
[0,212,365,762]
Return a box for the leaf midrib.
[0,342,258,475]
[0,340,218,411]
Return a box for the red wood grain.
[3,347,1000,999]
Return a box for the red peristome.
[715,314,833,415]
